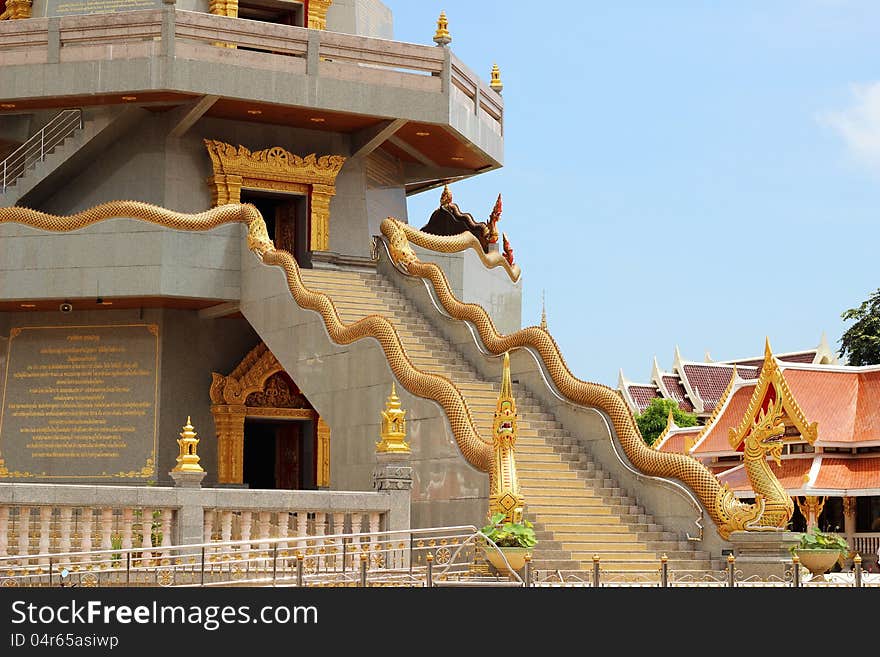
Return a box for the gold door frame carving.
[204,140,346,252]
[210,342,329,486]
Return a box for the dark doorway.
[243,419,316,490]
[241,190,311,268]
[238,0,305,26]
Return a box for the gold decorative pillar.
[211,405,246,484]
[797,495,827,532]
[843,496,857,548]
[307,0,332,30]
[309,184,335,252]
[316,417,331,488]
[0,0,32,19]
[208,174,243,206]
[489,352,524,523]
[208,0,238,17]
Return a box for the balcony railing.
[0,483,401,567]
[0,9,503,133]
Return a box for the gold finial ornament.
[434,11,452,46]
[440,184,453,206]
[487,193,502,244]
[376,383,411,453]
[488,352,524,523]
[490,63,503,93]
[540,290,548,331]
[172,417,204,473]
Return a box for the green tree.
[635,397,699,446]
[839,288,880,365]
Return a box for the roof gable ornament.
[727,338,818,450]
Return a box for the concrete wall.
[0,219,241,302]
[0,308,259,485]
[326,0,392,39]
[239,237,489,530]
[2,110,399,292]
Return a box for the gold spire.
[540,291,548,331]
[499,351,513,401]
[433,11,452,46]
[489,352,524,522]
[764,336,773,359]
[490,63,503,93]
[440,183,453,206]
[376,382,410,453]
[172,417,204,473]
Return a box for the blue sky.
[390,2,880,388]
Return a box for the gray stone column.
[372,452,412,532]
[173,489,207,546]
[728,530,801,580]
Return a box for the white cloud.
[822,82,880,173]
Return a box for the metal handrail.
[1,108,83,193]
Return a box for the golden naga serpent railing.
[395,221,521,283]
[0,202,759,539]
[0,202,494,474]
[380,217,765,540]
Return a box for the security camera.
[59,302,73,313]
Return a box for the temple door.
[274,423,301,490]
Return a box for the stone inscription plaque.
[0,324,159,480]
[46,0,161,17]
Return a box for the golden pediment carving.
[204,140,345,186]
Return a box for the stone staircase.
[299,267,718,577]
[0,106,145,207]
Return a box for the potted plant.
[479,512,538,574]
[791,527,850,580]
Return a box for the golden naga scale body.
[0,200,793,540]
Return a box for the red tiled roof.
[656,426,701,454]
[731,358,764,368]
[813,457,880,490]
[784,369,859,444]
[780,352,818,364]
[627,384,660,413]
[680,364,756,412]
[661,375,694,412]
[692,386,755,454]
[718,458,813,492]
[854,371,880,443]
[729,351,817,368]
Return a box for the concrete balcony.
[0,9,504,190]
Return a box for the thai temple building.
[625,340,880,569]
[0,0,876,583]
[618,334,838,419]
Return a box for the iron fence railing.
[1,526,878,588]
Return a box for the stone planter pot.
[795,549,841,580]
[482,546,531,575]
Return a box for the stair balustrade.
[1,108,83,193]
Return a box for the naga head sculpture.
[748,395,786,465]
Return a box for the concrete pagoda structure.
[2,1,844,579]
